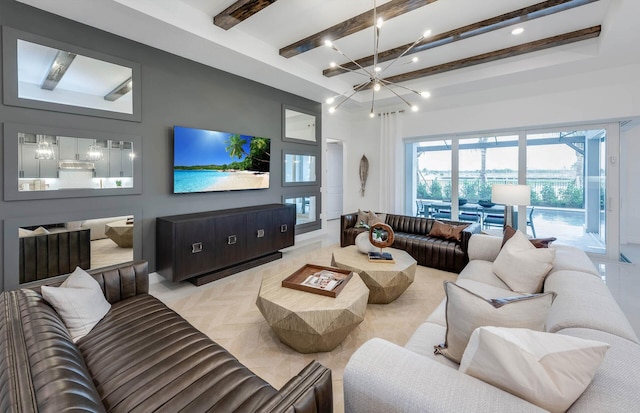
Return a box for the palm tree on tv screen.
[225,134,247,160]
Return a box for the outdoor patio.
[417,200,607,256]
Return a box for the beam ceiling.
[324,0,601,77]
[214,0,278,30]
[279,0,436,58]
[358,26,601,90]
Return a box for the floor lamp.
[491,184,531,229]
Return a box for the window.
[406,125,611,256]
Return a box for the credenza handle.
[280,224,288,233]
[256,229,265,238]
[191,242,203,253]
[227,235,237,245]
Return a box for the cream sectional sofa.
[344,234,640,412]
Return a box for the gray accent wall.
[0,0,322,290]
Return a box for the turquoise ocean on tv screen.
[174,170,232,193]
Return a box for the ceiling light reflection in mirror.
[17,39,134,114]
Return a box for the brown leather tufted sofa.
[0,261,332,413]
[340,213,480,273]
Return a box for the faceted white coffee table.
[331,246,417,304]
[256,267,369,353]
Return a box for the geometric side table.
[331,245,416,304]
[104,220,134,248]
[256,268,369,353]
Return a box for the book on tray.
[301,270,348,291]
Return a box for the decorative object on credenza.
[359,155,369,196]
[491,184,531,229]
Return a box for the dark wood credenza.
[156,204,295,285]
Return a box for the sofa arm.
[467,234,503,262]
[257,361,333,413]
[460,222,481,253]
[344,338,545,413]
[341,212,359,247]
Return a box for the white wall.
[322,110,382,218]
[621,124,640,244]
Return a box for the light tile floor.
[151,218,640,335]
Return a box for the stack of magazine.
[301,270,347,291]
[368,251,395,263]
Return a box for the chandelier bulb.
[326,97,335,104]
[324,39,333,48]
[373,82,381,92]
[412,56,419,63]
[329,107,336,114]
[376,17,384,29]
[329,61,337,68]
[374,66,382,72]
[411,105,419,112]
[423,30,432,39]
[369,111,375,118]
[420,91,431,99]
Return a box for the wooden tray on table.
[282,264,353,298]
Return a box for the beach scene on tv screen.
[174,126,270,193]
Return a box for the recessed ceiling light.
[511,27,524,35]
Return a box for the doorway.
[325,140,344,220]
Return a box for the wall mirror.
[283,105,317,144]
[4,207,142,291]
[283,151,317,186]
[4,122,142,201]
[284,193,321,233]
[2,26,141,121]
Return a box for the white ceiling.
[16,0,640,114]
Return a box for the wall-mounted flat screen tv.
[173,126,270,194]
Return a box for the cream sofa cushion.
[435,282,554,363]
[493,230,555,293]
[460,327,609,413]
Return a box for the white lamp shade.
[491,184,531,206]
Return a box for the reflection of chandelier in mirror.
[86,143,104,161]
[325,0,431,118]
[34,138,55,160]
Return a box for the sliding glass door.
[526,129,606,254]
[406,124,613,256]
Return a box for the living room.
[1,0,640,412]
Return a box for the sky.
[418,145,578,171]
[173,126,257,166]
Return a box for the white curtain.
[379,111,404,214]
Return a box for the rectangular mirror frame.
[282,105,319,145]
[282,149,319,187]
[3,122,142,201]
[283,191,322,234]
[3,206,143,291]
[2,26,142,122]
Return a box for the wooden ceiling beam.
[357,26,601,90]
[214,0,278,30]
[325,0,600,77]
[279,0,436,59]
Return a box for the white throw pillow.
[435,281,554,363]
[460,327,609,413]
[493,230,555,293]
[41,267,111,342]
